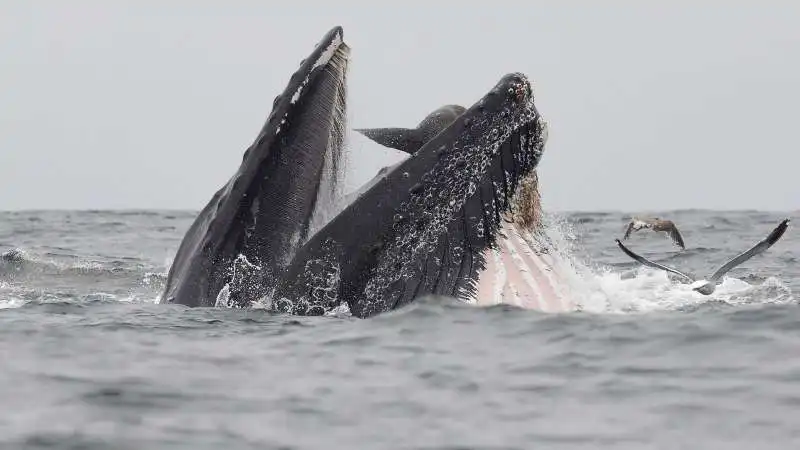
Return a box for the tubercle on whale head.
[476,73,534,116]
[452,73,543,163]
[504,72,533,104]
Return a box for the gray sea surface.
[1,209,798,449]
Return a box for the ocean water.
[1,209,798,449]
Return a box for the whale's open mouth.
[162,27,351,308]
[163,26,552,318]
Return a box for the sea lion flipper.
[355,128,424,155]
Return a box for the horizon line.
[1,207,797,214]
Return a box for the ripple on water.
[0,210,798,448]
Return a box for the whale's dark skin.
[356,104,466,155]
[161,26,351,308]
[271,73,548,318]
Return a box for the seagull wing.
[707,219,790,283]
[666,222,686,249]
[615,239,696,283]
[623,220,635,240]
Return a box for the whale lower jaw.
[468,221,575,312]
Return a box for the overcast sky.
[1,1,798,212]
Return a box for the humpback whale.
[616,218,789,295]
[623,217,686,249]
[161,26,351,308]
[161,25,570,318]
[271,73,556,318]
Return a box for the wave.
[525,213,796,315]
[0,247,167,310]
[0,210,795,314]
[1,248,163,280]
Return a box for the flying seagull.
[615,218,790,295]
[623,217,686,249]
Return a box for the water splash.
[1,210,794,315]
[525,213,796,315]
